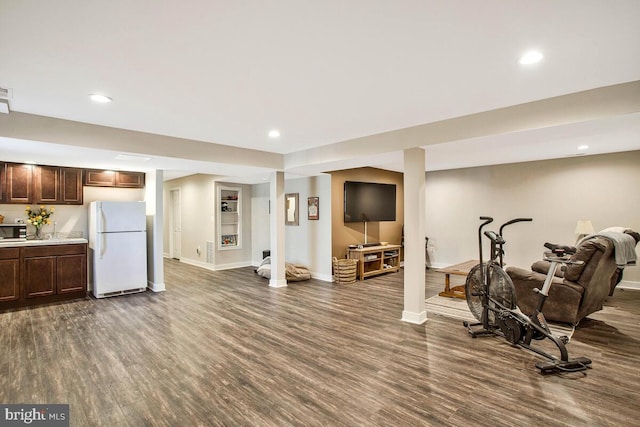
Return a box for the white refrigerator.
[89,201,148,298]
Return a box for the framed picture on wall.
[308,197,319,220]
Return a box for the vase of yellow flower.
[25,205,54,239]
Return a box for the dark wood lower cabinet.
[0,260,20,302]
[0,243,87,310]
[23,256,56,298]
[57,254,87,293]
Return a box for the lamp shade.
[575,219,595,236]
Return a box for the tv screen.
[344,181,396,223]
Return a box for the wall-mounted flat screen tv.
[344,181,396,223]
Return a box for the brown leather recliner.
[506,236,618,324]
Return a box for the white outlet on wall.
[15,218,24,224]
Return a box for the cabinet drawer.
[23,244,86,258]
[0,247,20,260]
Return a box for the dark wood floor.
[2,260,640,426]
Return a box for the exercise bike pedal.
[536,357,592,374]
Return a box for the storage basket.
[333,257,357,284]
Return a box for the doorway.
[169,188,181,260]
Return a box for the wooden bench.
[436,260,478,299]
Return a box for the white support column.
[269,171,287,288]
[145,169,166,292]
[402,148,426,324]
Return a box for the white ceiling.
[1,1,639,181]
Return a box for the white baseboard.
[147,281,166,292]
[618,280,640,291]
[269,278,287,288]
[215,261,253,271]
[401,310,427,325]
[179,257,216,271]
[428,262,451,269]
[312,272,333,282]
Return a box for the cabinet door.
[23,257,56,298]
[60,167,83,204]
[0,259,20,302]
[34,165,60,204]
[57,254,87,294]
[84,169,116,187]
[4,163,33,204]
[115,171,145,188]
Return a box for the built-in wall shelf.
[217,186,241,250]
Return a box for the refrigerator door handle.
[100,233,106,259]
[98,205,105,233]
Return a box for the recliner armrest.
[506,266,547,283]
[531,260,565,278]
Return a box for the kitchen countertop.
[0,238,88,248]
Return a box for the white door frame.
[169,187,181,260]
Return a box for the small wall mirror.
[285,193,299,226]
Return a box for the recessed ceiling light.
[89,94,113,103]
[577,145,589,150]
[268,130,280,138]
[519,50,544,65]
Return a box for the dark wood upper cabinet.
[4,163,34,204]
[34,165,60,203]
[60,167,83,204]
[85,169,145,189]
[0,162,142,204]
[115,171,145,188]
[33,166,83,205]
[84,169,116,187]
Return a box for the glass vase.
[34,226,43,240]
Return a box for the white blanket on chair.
[580,232,637,267]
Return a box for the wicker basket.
[333,257,358,284]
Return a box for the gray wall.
[425,151,640,284]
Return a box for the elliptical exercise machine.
[463,216,592,374]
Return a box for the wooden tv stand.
[347,244,401,280]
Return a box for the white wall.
[162,175,253,270]
[250,175,333,281]
[251,182,270,264]
[425,151,640,284]
[284,175,333,281]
